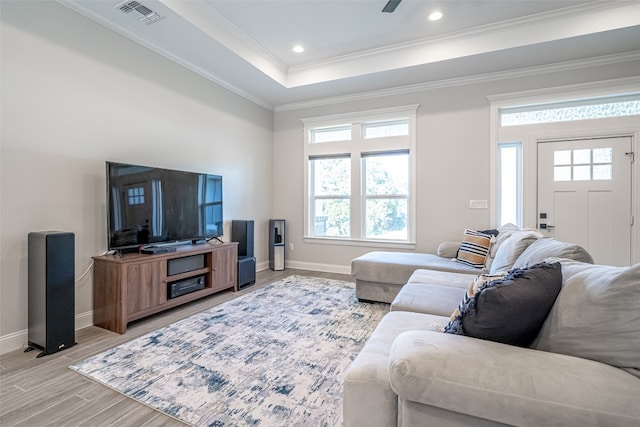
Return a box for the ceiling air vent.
[116,1,164,25]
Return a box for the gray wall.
[273,63,640,271]
[0,1,273,350]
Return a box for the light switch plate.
[470,199,488,209]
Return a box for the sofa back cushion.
[485,223,520,271]
[512,238,594,269]
[489,229,542,274]
[533,260,640,378]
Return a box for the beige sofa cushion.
[389,330,640,426]
[343,311,448,427]
[488,229,543,274]
[389,269,480,315]
[436,241,460,258]
[533,260,640,378]
[390,283,465,316]
[405,269,477,288]
[512,237,593,269]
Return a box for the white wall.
[274,62,640,273]
[0,2,273,352]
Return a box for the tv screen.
[106,162,223,250]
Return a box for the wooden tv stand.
[92,242,238,334]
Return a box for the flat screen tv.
[106,161,223,251]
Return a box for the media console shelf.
[93,242,238,334]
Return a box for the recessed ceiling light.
[293,45,305,53]
[428,11,443,21]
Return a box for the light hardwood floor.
[0,269,353,426]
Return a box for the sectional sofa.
[345,227,640,426]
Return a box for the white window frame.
[302,105,419,249]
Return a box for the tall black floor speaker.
[231,220,256,289]
[27,231,76,357]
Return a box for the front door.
[537,136,633,266]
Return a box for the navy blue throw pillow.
[443,262,562,347]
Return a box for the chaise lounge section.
[350,250,480,303]
[350,225,542,304]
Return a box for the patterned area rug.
[70,275,388,426]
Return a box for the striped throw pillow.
[456,229,493,268]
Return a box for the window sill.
[303,236,416,250]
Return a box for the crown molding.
[487,75,640,104]
[56,0,275,110]
[275,51,640,112]
[160,0,289,86]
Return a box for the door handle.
[540,224,555,230]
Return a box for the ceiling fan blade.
[382,0,402,13]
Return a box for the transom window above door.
[500,94,640,126]
[553,147,613,181]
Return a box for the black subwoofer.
[27,231,76,357]
[237,256,256,289]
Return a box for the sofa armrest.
[436,241,460,258]
[389,331,640,427]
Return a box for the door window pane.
[554,150,571,165]
[573,149,591,164]
[593,164,612,180]
[573,165,591,181]
[554,166,571,181]
[593,147,612,163]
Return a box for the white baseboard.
[76,310,94,330]
[0,310,94,355]
[259,260,350,275]
[0,329,29,355]
[285,260,351,275]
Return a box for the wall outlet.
[289,243,294,251]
